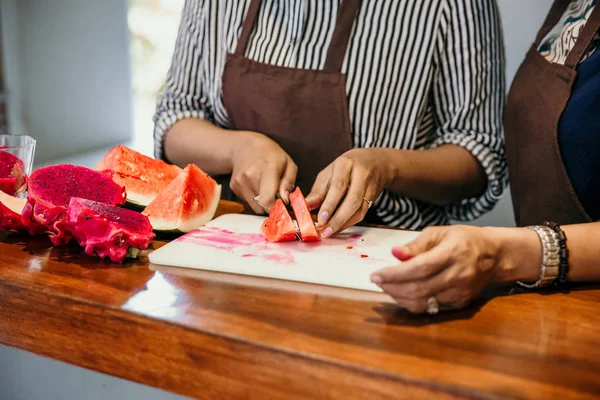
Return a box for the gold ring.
[363,197,373,209]
[426,296,439,315]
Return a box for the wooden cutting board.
[149,214,420,292]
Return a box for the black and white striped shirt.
[154,0,507,229]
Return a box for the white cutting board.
[149,214,421,292]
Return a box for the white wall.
[0,1,554,400]
[0,0,133,163]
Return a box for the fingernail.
[323,227,333,237]
[319,211,329,222]
[253,196,260,204]
[371,274,383,284]
[392,247,412,261]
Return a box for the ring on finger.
[426,296,440,315]
[362,197,373,209]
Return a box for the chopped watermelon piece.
[289,187,320,242]
[143,164,221,233]
[0,190,27,232]
[261,199,297,242]
[95,145,181,208]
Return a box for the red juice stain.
[360,254,369,258]
[346,244,354,249]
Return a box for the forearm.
[164,118,243,176]
[489,223,600,284]
[378,144,488,206]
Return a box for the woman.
[372,0,600,314]
[153,0,507,236]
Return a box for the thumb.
[305,169,330,210]
[392,228,443,261]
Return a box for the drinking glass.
[0,134,36,196]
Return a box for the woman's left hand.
[370,226,516,313]
[305,148,391,237]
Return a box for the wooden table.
[1,202,599,400]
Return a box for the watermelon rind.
[149,184,221,233]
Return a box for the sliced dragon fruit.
[0,150,26,195]
[22,164,126,244]
[64,197,155,263]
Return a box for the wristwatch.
[517,225,560,289]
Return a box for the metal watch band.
[517,225,560,289]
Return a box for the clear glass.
[0,135,36,196]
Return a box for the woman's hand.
[370,226,542,313]
[305,148,392,237]
[230,131,297,214]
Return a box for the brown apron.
[504,0,600,226]
[219,0,359,200]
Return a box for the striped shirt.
[153,0,507,229]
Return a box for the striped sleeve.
[153,0,209,161]
[431,0,508,221]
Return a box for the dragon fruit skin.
[0,189,45,234]
[21,165,126,244]
[64,197,155,263]
[0,150,26,195]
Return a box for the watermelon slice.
[95,145,181,209]
[0,190,27,232]
[289,187,320,242]
[143,164,221,233]
[261,198,298,242]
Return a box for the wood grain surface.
[0,200,599,399]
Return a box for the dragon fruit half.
[64,197,155,263]
[0,150,26,195]
[21,164,126,244]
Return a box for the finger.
[390,287,465,314]
[335,184,377,233]
[391,227,444,261]
[370,239,454,284]
[237,184,264,215]
[320,170,366,237]
[377,263,457,301]
[257,162,286,212]
[315,160,353,227]
[305,166,332,212]
[278,159,297,204]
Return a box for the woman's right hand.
[230,131,298,214]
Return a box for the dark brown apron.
[219,0,359,201]
[504,0,600,226]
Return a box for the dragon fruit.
[64,197,155,263]
[21,164,126,244]
[0,150,26,195]
[0,189,46,233]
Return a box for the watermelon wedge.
[143,164,221,233]
[0,190,27,232]
[289,187,320,242]
[261,198,298,242]
[95,145,181,209]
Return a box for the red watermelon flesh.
[143,164,221,232]
[0,190,28,232]
[261,199,297,242]
[289,187,320,242]
[95,145,181,207]
[0,150,26,195]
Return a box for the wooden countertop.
[1,202,599,399]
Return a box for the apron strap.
[323,0,361,72]
[235,0,262,55]
[564,4,600,69]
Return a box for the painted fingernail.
[371,274,383,284]
[319,211,329,222]
[323,227,333,237]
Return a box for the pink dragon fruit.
[21,164,126,244]
[64,197,155,263]
[0,150,26,195]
